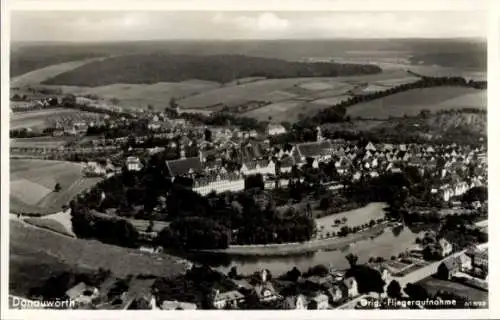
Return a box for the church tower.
[316,126,324,142]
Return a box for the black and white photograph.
[1,0,496,317]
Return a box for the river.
[186,203,419,277]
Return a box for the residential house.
[254,282,280,302]
[266,123,287,136]
[283,294,308,310]
[343,277,358,298]
[326,285,344,304]
[295,140,334,163]
[211,289,245,309]
[166,157,203,178]
[457,253,472,272]
[126,156,142,172]
[438,238,453,257]
[437,257,460,280]
[161,300,198,310]
[65,282,99,305]
[308,292,330,310]
[83,161,106,177]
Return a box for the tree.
[282,267,301,282]
[387,280,402,299]
[54,183,62,192]
[244,174,264,190]
[345,253,358,268]
[204,129,212,142]
[228,266,238,279]
[404,283,429,301]
[169,97,178,109]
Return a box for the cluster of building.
[439,243,489,288]
[161,125,486,201]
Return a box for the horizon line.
[11,36,487,45]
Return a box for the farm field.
[11,58,103,87]
[243,100,349,123]
[10,108,104,130]
[180,69,418,110]
[10,136,75,149]
[9,219,188,297]
[417,276,488,302]
[24,217,75,237]
[346,87,486,119]
[42,80,221,111]
[10,159,102,214]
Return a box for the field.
[9,219,188,297]
[417,276,488,302]
[10,159,102,214]
[315,202,387,236]
[11,58,102,87]
[42,80,221,111]
[24,217,75,237]
[346,87,486,119]
[10,108,104,130]
[10,136,75,149]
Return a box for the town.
[9,88,488,310]
[7,11,489,313]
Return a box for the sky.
[10,11,488,42]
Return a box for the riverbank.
[196,222,389,256]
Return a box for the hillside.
[10,159,102,214]
[346,86,486,119]
[323,111,486,144]
[41,54,382,86]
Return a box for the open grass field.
[24,217,75,237]
[10,136,75,149]
[11,58,102,87]
[243,100,352,123]
[417,276,488,302]
[315,202,387,235]
[9,219,188,297]
[10,159,102,214]
[346,86,486,119]
[10,108,104,130]
[43,80,221,111]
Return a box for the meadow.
[9,219,188,297]
[10,159,102,214]
[10,108,104,130]
[346,86,486,119]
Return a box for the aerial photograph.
[6,9,488,311]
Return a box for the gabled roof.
[65,282,89,300]
[214,290,245,302]
[166,157,203,176]
[296,140,334,159]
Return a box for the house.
[437,257,460,280]
[266,123,287,136]
[295,140,334,162]
[467,248,488,270]
[211,289,245,309]
[283,294,308,309]
[166,157,203,177]
[457,253,472,272]
[308,292,329,310]
[126,156,142,171]
[254,282,280,302]
[65,282,99,305]
[343,277,358,298]
[438,238,453,257]
[83,161,106,177]
[161,300,198,310]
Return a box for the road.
[336,249,469,309]
[391,250,467,288]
